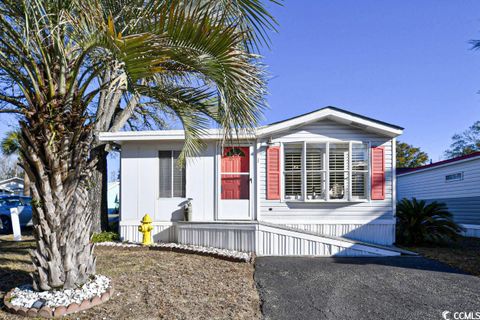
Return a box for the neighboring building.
[100,107,405,256]
[0,177,24,195]
[397,152,480,238]
[107,181,120,214]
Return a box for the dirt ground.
[0,234,260,320]
[405,236,480,277]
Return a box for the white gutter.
[99,130,255,142]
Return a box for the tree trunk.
[19,123,97,291]
[23,171,30,196]
[89,148,109,234]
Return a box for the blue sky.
[1,0,479,168]
[262,0,480,161]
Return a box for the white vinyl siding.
[397,156,480,225]
[397,158,480,200]
[121,141,216,222]
[258,119,394,227]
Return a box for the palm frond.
[1,130,21,156]
[396,198,465,245]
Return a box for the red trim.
[371,146,385,200]
[397,151,480,175]
[266,146,281,200]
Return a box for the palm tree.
[0,0,277,291]
[1,130,31,196]
[0,130,20,156]
[396,198,465,245]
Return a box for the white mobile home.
[397,152,480,238]
[100,107,405,256]
[0,177,24,195]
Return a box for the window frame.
[280,141,371,203]
[445,172,463,183]
[158,150,186,199]
[282,143,304,200]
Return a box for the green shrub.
[396,198,465,245]
[108,220,119,233]
[91,231,120,243]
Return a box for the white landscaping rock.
[95,241,252,262]
[9,275,111,309]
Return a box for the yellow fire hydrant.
[138,214,153,246]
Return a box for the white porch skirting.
[119,220,400,257]
[120,221,177,243]
[279,222,395,246]
[461,224,480,238]
[177,222,256,252]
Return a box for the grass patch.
[404,236,480,276]
[0,234,260,319]
[91,231,120,243]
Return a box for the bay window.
[283,142,369,201]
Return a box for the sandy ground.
[0,234,260,320]
[405,236,480,277]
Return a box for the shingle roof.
[266,106,404,130]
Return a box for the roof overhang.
[99,129,255,143]
[257,107,403,138]
[99,106,403,143]
[0,177,24,185]
[397,152,480,177]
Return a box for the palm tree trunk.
[23,171,30,196]
[29,179,96,291]
[19,124,96,291]
[89,148,109,233]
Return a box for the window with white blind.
[284,145,302,199]
[306,143,326,200]
[282,142,369,201]
[329,143,349,200]
[159,150,186,198]
[351,143,369,199]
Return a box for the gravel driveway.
[255,256,480,320]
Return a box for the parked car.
[0,195,33,234]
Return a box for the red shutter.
[266,146,281,200]
[371,146,385,200]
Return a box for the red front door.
[221,147,250,200]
